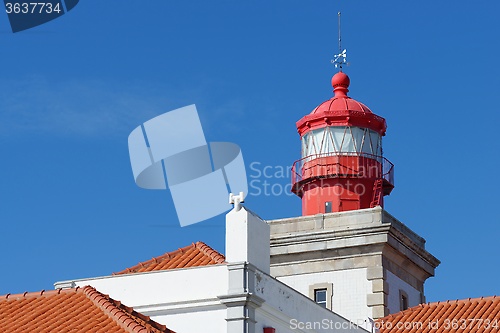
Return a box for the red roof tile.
[0,286,175,333]
[113,241,225,275]
[378,296,500,333]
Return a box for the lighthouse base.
[300,177,380,215]
[268,207,440,324]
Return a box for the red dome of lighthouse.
[296,72,387,136]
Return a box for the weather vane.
[331,11,348,70]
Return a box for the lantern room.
[291,71,394,215]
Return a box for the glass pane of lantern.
[318,128,327,154]
[301,132,314,158]
[312,130,322,155]
[332,127,345,153]
[326,127,338,154]
[351,127,365,153]
[341,127,355,152]
[322,128,332,154]
[369,130,382,156]
[301,135,308,157]
[361,128,373,154]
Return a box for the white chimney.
[225,195,270,274]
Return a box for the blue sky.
[0,1,498,304]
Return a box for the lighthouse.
[291,70,395,215]
[270,68,439,323]
[270,18,439,322]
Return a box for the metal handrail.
[292,152,394,186]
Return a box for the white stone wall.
[61,265,229,333]
[153,309,227,333]
[56,263,369,333]
[277,268,372,327]
[252,268,367,333]
[386,270,421,314]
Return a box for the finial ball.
[331,71,350,89]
